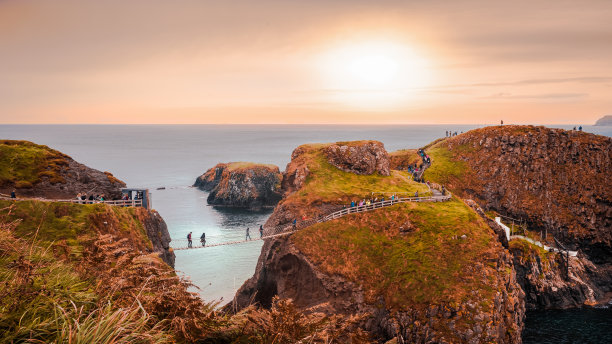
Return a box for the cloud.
[482,93,588,100]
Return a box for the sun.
[318,40,431,108]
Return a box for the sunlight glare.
[318,40,431,109]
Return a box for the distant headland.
[595,115,612,126]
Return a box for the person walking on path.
[187,232,193,248]
[10,189,16,199]
[259,225,264,238]
[200,232,206,246]
[246,227,251,240]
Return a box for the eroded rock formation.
[194,162,282,210]
[325,141,390,176]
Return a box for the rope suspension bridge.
[172,189,452,250]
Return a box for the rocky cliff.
[194,162,283,210]
[0,140,125,199]
[325,141,390,176]
[424,125,611,308]
[509,240,612,310]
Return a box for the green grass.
[423,144,471,186]
[292,198,499,310]
[0,200,153,256]
[0,140,69,188]
[291,146,429,205]
[0,214,171,343]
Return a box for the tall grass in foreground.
[0,205,171,343]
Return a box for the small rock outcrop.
[281,145,311,194]
[194,162,282,210]
[325,141,390,176]
[594,115,612,126]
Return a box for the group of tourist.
[445,131,462,137]
[75,192,107,204]
[185,224,267,249]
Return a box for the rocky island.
[194,162,283,210]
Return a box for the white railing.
[0,196,143,208]
[495,217,578,257]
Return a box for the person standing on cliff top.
[259,225,263,238]
[246,227,251,240]
[187,232,193,248]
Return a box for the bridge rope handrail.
[173,192,452,250]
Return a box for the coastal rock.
[135,208,175,267]
[436,126,611,263]
[233,233,524,343]
[281,146,311,194]
[594,115,612,126]
[510,242,612,310]
[194,162,282,210]
[426,125,612,308]
[0,140,125,199]
[325,141,390,176]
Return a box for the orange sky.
[1,0,611,124]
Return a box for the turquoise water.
[1,124,610,339]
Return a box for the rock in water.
[325,140,390,176]
[594,115,612,126]
[194,162,282,210]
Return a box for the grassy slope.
[422,142,472,188]
[290,144,429,206]
[2,200,152,253]
[1,199,366,343]
[0,140,70,188]
[0,200,170,342]
[292,198,501,310]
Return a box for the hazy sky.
[1,0,611,124]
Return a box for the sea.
[1,124,610,341]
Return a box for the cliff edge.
[424,125,611,309]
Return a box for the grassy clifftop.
[289,143,428,205]
[0,140,70,188]
[423,125,612,263]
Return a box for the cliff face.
[426,126,611,262]
[236,202,525,343]
[509,240,612,310]
[425,125,612,308]
[194,162,282,210]
[0,140,125,199]
[134,208,175,267]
